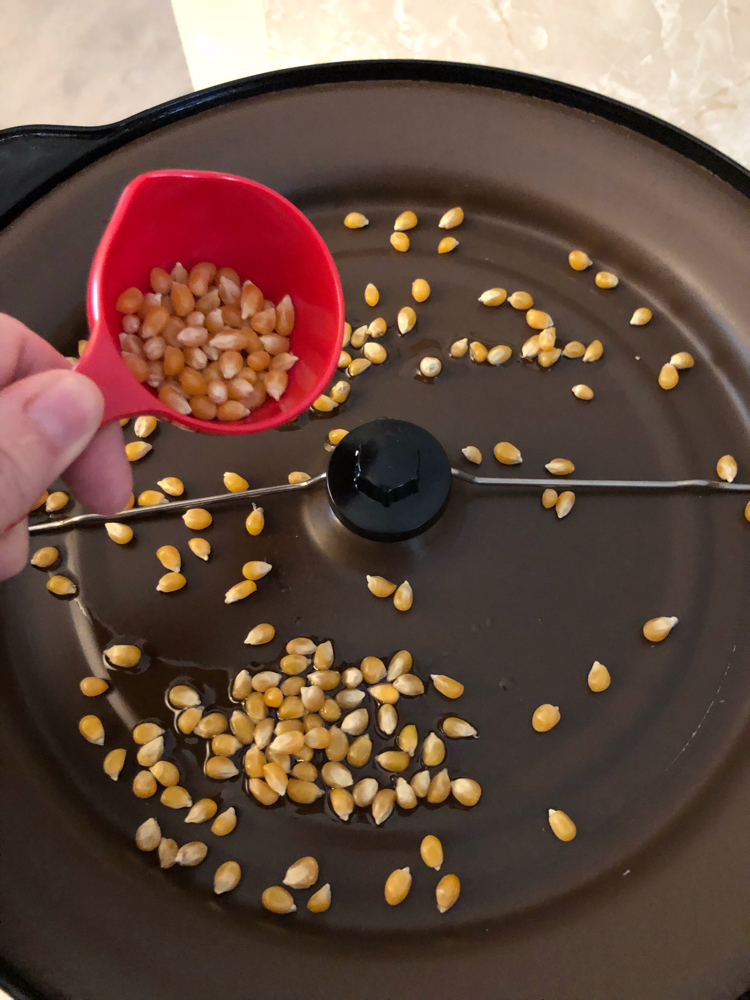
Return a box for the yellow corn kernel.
[157,477,184,497]
[548,808,577,841]
[568,250,592,270]
[717,455,737,483]
[103,747,126,780]
[156,572,186,593]
[105,644,141,667]
[45,491,68,512]
[384,867,412,905]
[312,394,338,412]
[134,415,158,438]
[125,441,152,462]
[390,232,410,252]
[488,345,512,365]
[330,381,350,404]
[630,307,652,326]
[556,491,576,519]
[393,580,413,611]
[104,522,133,544]
[364,283,379,307]
[595,270,618,289]
[30,546,59,568]
[364,342,387,364]
[80,676,109,697]
[588,661,611,692]
[47,574,76,596]
[245,505,264,535]
[225,580,257,603]
[411,278,431,302]
[328,428,348,446]
[79,714,104,744]
[469,341,488,363]
[156,545,181,572]
[182,508,212,530]
[582,340,603,362]
[436,874,461,913]
[438,236,458,253]
[438,206,464,229]
[643,616,678,642]
[138,490,167,507]
[494,441,522,465]
[431,674,464,699]
[478,287,507,306]
[242,560,272,581]
[526,309,552,330]
[347,358,371,378]
[397,306,416,334]
[366,575,396,597]
[532,703,560,732]
[545,458,575,475]
[188,537,211,560]
[344,211,368,229]
[563,341,585,358]
[394,210,417,231]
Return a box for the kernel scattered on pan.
[595,270,618,289]
[716,454,737,483]
[555,491,576,519]
[397,306,416,334]
[47,574,77,596]
[494,441,522,466]
[478,287,506,306]
[568,250,592,270]
[105,522,133,544]
[412,278,430,302]
[630,307,652,326]
[30,546,59,568]
[438,206,464,229]
[532,704,560,732]
[643,616,678,641]
[588,661,611,692]
[438,236,459,254]
[419,357,442,378]
[548,809,577,841]
[344,212,368,229]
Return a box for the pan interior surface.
[2,75,750,1000]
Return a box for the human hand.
[0,313,133,580]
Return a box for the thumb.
[0,368,103,533]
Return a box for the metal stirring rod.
[27,474,327,536]
[27,470,750,536]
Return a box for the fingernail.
[27,372,103,455]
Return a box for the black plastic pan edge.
[1,58,750,235]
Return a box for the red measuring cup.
[75,169,344,434]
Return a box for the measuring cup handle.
[74,324,160,425]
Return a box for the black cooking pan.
[2,60,750,1000]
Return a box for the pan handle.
[0,124,126,230]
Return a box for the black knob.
[327,418,452,542]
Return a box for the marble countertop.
[1,0,749,170]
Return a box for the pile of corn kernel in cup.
[29,203,745,916]
[116,262,296,421]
